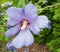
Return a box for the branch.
[38,3,60,13]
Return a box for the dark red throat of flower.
[20,19,30,30]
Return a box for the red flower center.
[20,19,30,30]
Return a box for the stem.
[38,3,60,13]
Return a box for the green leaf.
[14,0,26,7]
[0,0,11,4]
[0,35,5,40]
[57,48,60,52]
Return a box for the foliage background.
[0,0,60,52]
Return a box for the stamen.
[21,20,28,30]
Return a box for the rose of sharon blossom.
[5,3,51,50]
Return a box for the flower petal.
[24,28,34,46]
[29,15,51,35]
[7,17,19,26]
[6,42,16,51]
[5,25,20,38]
[12,28,34,48]
[12,31,25,48]
[25,3,37,22]
[6,7,24,21]
[36,15,51,29]
[29,22,41,35]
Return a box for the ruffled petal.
[25,3,37,22]
[36,15,51,29]
[6,7,24,21]
[29,15,51,35]
[12,28,34,48]
[5,25,20,38]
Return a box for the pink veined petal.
[25,3,37,22]
[12,28,34,48]
[5,25,20,38]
